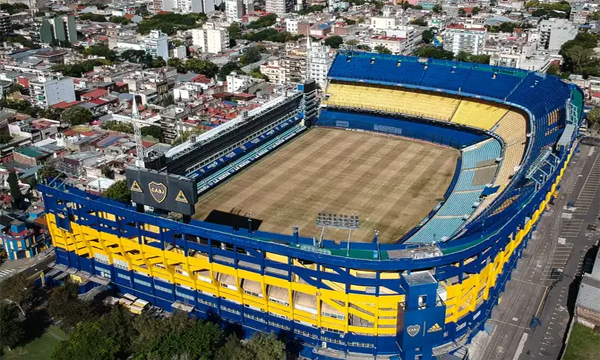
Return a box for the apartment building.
[29,75,76,107]
[225,0,252,23]
[443,24,487,56]
[538,18,577,51]
[266,0,294,14]
[307,45,332,88]
[39,15,78,44]
[192,22,229,54]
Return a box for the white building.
[266,0,293,14]
[286,18,298,34]
[161,0,215,13]
[308,45,333,88]
[539,18,577,51]
[225,0,252,23]
[370,16,398,30]
[226,73,257,93]
[142,30,169,61]
[443,24,487,56]
[192,22,229,54]
[29,75,76,107]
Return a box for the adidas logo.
[427,323,442,333]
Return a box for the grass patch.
[4,325,66,360]
[563,323,600,360]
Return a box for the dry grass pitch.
[194,128,458,243]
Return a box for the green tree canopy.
[432,4,442,13]
[247,13,277,29]
[240,46,262,65]
[586,107,600,128]
[61,106,94,126]
[0,132,12,144]
[546,63,560,76]
[39,106,64,120]
[0,303,24,353]
[37,165,64,182]
[324,35,344,49]
[48,281,97,331]
[101,120,134,133]
[246,332,286,360]
[414,45,454,60]
[141,125,164,141]
[374,45,392,54]
[0,273,34,316]
[103,180,131,203]
[7,172,25,210]
[185,59,219,78]
[219,62,243,81]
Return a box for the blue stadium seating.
[461,70,523,99]
[437,191,482,216]
[420,63,470,91]
[454,170,487,191]
[461,140,501,169]
[404,217,467,244]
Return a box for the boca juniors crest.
[148,181,168,203]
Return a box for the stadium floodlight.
[316,213,360,254]
[316,213,360,230]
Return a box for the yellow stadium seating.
[324,83,460,121]
[451,101,509,130]
[494,111,528,146]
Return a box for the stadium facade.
[40,53,583,360]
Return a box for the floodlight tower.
[131,96,145,168]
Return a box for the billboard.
[126,168,198,216]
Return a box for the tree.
[422,29,434,44]
[248,67,268,80]
[101,167,115,179]
[0,132,12,144]
[141,125,164,141]
[0,303,24,353]
[247,13,277,29]
[240,46,262,65]
[246,332,286,360]
[219,62,243,81]
[456,50,470,62]
[414,45,454,60]
[458,8,466,16]
[103,180,131,203]
[228,22,242,40]
[109,16,130,25]
[410,18,428,26]
[84,44,117,61]
[150,57,166,68]
[39,106,64,120]
[586,107,600,128]
[324,35,344,49]
[132,311,224,360]
[0,273,34,316]
[546,63,560,76]
[356,44,371,51]
[185,59,219,78]
[472,6,480,15]
[7,171,24,210]
[51,317,126,360]
[216,335,254,360]
[172,128,205,145]
[48,281,96,331]
[374,45,392,54]
[37,165,63,182]
[432,4,442,13]
[61,106,94,126]
[564,45,595,73]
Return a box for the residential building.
[39,15,78,44]
[266,0,293,14]
[225,0,252,23]
[575,249,600,328]
[0,210,50,261]
[539,18,577,51]
[192,22,229,54]
[443,24,487,56]
[226,73,260,93]
[29,75,76,107]
[142,30,169,60]
[308,44,332,88]
[161,0,215,13]
[0,12,11,37]
[370,16,398,30]
[260,58,286,84]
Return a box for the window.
[117,273,130,281]
[134,278,151,287]
[156,285,172,294]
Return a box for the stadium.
[40,52,583,360]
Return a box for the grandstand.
[39,53,583,360]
